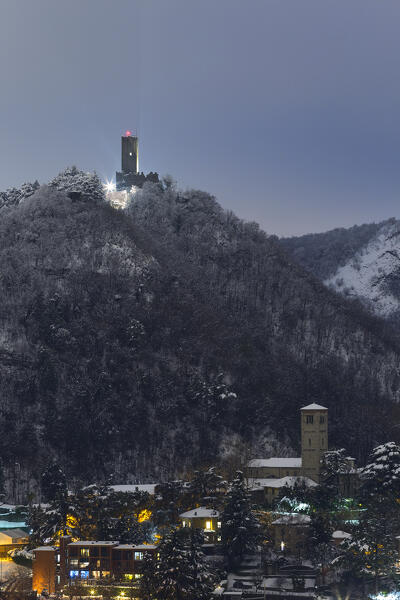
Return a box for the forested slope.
[0,174,399,498]
[280,221,389,280]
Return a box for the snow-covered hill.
[325,220,400,317]
[281,218,400,320]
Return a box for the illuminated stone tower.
[121,130,139,174]
[300,403,328,483]
[115,131,159,191]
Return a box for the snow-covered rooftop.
[180,507,220,519]
[68,541,119,546]
[110,484,158,495]
[332,530,351,539]
[247,458,302,468]
[114,544,157,551]
[34,546,56,552]
[300,403,328,411]
[0,528,28,540]
[272,513,311,526]
[247,476,317,490]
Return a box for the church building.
[246,403,328,487]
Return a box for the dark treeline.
[0,172,398,498]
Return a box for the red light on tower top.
[125,130,132,137]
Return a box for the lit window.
[80,571,89,579]
[182,520,186,527]
[217,536,221,542]
[70,570,79,579]
[134,552,143,561]
[280,541,285,552]
[134,574,142,579]
[80,548,90,558]
[205,521,212,530]
[217,521,221,529]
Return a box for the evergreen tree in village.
[342,442,400,586]
[221,471,260,568]
[141,528,214,600]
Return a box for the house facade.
[32,539,157,594]
[270,513,311,555]
[179,507,221,544]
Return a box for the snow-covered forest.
[0,169,399,498]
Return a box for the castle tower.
[121,130,139,174]
[300,403,328,483]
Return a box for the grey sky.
[1,0,400,235]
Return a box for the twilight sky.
[1,0,400,236]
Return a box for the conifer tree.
[361,441,400,500]
[186,529,215,600]
[221,471,260,568]
[342,495,399,588]
[320,448,352,498]
[41,462,67,503]
[139,550,158,599]
[152,527,214,600]
[154,528,193,600]
[189,466,226,507]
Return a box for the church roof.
[247,476,317,490]
[300,403,328,411]
[247,458,302,468]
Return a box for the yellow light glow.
[138,509,152,523]
[205,520,212,530]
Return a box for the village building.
[0,528,28,558]
[247,403,359,503]
[179,507,221,544]
[32,546,58,595]
[270,513,311,555]
[249,475,317,505]
[32,538,157,594]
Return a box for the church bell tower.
[301,403,328,483]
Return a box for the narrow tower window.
[306,415,313,424]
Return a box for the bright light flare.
[104,180,116,193]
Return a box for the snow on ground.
[325,221,400,317]
[0,560,31,583]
